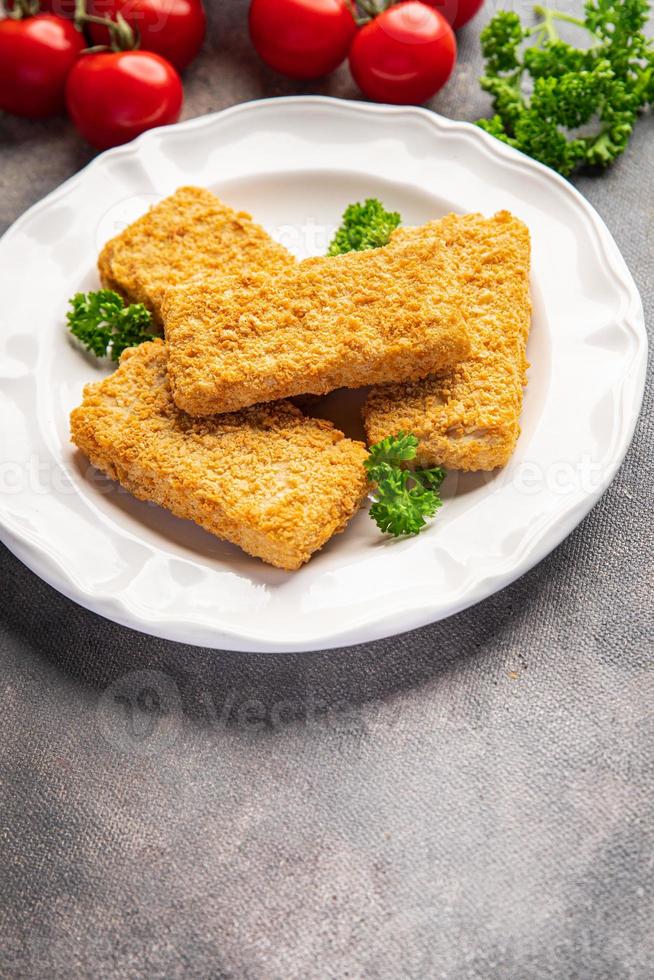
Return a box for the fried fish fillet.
[162,235,471,416]
[70,341,369,570]
[363,211,531,471]
[98,186,295,326]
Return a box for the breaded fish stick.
[70,341,369,570]
[98,186,294,325]
[162,236,471,416]
[363,211,531,471]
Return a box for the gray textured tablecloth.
[1,3,652,977]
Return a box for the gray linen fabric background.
[1,2,652,977]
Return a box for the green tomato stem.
[5,0,40,19]
[74,0,139,52]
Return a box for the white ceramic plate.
[0,97,646,652]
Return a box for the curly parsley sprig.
[328,198,401,255]
[476,1,654,176]
[66,289,154,362]
[365,433,446,537]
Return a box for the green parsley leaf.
[327,198,401,256]
[412,466,446,492]
[364,431,420,472]
[365,433,446,538]
[66,289,154,362]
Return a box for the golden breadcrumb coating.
[162,235,471,416]
[98,186,295,325]
[70,341,369,571]
[363,211,531,471]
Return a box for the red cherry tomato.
[349,1,457,105]
[87,0,206,72]
[65,51,183,150]
[0,14,85,119]
[249,0,356,80]
[421,0,483,31]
